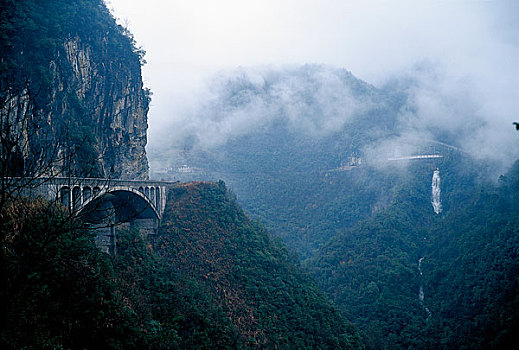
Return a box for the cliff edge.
[0,0,149,179]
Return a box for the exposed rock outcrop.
[0,0,149,179]
[58,35,149,179]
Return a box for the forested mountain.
[155,182,362,348]
[151,65,407,259]
[2,0,517,349]
[1,2,364,348]
[311,155,519,349]
[0,182,363,349]
[195,143,517,349]
[150,66,519,348]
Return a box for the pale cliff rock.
[58,35,150,179]
[0,1,150,180]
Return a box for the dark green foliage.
[0,199,139,349]
[418,162,519,349]
[0,197,238,349]
[174,121,401,261]
[310,158,519,349]
[155,63,518,347]
[310,164,431,349]
[110,227,241,349]
[157,181,363,349]
[0,182,364,349]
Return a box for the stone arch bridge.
[27,177,174,253]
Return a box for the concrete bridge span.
[48,178,167,220]
[25,177,174,254]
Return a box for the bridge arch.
[59,186,70,207]
[72,186,81,210]
[155,187,160,208]
[83,186,92,202]
[23,177,170,254]
[79,186,161,221]
[78,187,161,254]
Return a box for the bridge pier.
[89,200,117,255]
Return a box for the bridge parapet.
[28,177,170,219]
[387,155,444,161]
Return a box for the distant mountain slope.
[310,157,519,349]
[150,65,407,259]
[155,181,363,349]
[419,162,519,349]
[150,64,518,349]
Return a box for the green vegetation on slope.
[152,64,518,347]
[310,157,519,349]
[156,181,363,349]
[419,162,519,349]
[0,181,363,349]
[0,197,240,349]
[0,199,138,349]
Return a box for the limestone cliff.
[0,0,149,179]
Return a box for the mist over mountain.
[4,0,518,348]
[149,64,511,258]
[150,64,519,348]
[150,64,518,176]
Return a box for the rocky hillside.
[0,0,149,179]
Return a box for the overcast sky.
[106,0,519,168]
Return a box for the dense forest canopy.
[0,182,364,349]
[150,66,519,349]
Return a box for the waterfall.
[418,257,432,319]
[416,171,440,320]
[418,257,424,276]
[431,169,442,214]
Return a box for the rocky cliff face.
[0,0,149,179]
[58,35,149,179]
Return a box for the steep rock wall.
[58,35,149,179]
[0,0,149,179]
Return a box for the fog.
[106,0,519,171]
[157,65,376,149]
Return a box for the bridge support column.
[89,200,117,255]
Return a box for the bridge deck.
[387,155,444,161]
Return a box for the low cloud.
[153,65,375,150]
[151,61,518,175]
[365,61,519,172]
